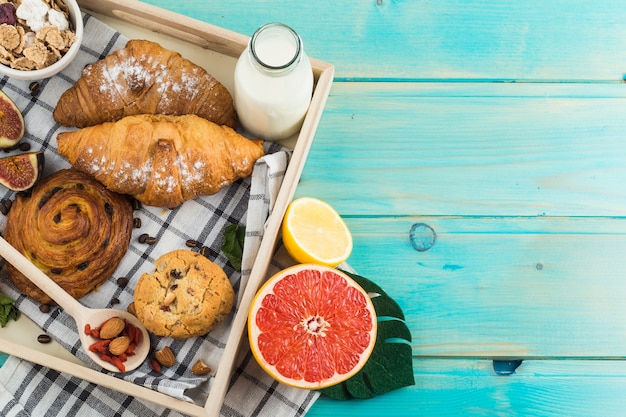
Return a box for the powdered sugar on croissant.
[53,39,238,129]
[56,114,264,208]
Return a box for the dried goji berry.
[84,323,91,336]
[111,356,126,372]
[98,353,113,362]
[124,323,135,341]
[150,357,161,373]
[88,339,110,353]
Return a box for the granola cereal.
[0,0,76,71]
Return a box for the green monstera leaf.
[319,270,415,400]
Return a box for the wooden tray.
[0,1,334,416]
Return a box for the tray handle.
[78,0,248,57]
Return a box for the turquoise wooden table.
[136,1,626,416]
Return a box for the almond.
[98,317,125,340]
[155,346,176,367]
[191,359,212,376]
[127,302,136,317]
[108,336,130,356]
[162,292,176,307]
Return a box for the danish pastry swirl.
[4,169,133,304]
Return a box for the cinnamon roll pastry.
[3,169,133,304]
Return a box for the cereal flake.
[0,0,76,71]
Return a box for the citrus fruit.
[248,264,377,389]
[281,197,352,267]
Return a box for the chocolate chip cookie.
[133,249,234,339]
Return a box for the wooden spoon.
[0,236,150,373]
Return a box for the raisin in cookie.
[134,249,234,339]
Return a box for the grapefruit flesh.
[248,264,377,389]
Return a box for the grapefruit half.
[248,264,377,389]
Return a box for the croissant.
[56,114,265,208]
[53,39,238,129]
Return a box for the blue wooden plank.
[309,359,626,417]
[295,82,626,217]
[335,216,626,357]
[140,0,626,81]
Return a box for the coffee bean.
[0,202,8,216]
[39,304,51,313]
[133,217,142,228]
[138,233,149,243]
[199,246,209,257]
[117,277,129,287]
[37,334,51,344]
[186,239,198,248]
[131,198,142,210]
[145,236,157,245]
[29,82,40,95]
[18,142,30,151]
[110,297,120,305]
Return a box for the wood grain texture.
[141,0,626,81]
[295,82,626,217]
[339,216,626,357]
[310,359,626,417]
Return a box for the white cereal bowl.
[0,0,84,81]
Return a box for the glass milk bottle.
[234,23,314,141]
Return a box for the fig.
[0,3,17,26]
[0,89,25,149]
[0,151,44,191]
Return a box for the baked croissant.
[56,114,265,208]
[53,39,238,129]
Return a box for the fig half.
[0,152,44,191]
[0,90,24,149]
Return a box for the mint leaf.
[0,294,14,305]
[0,293,19,328]
[319,270,415,400]
[221,224,245,271]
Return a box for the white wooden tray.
[0,1,334,416]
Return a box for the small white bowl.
[0,0,84,81]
